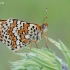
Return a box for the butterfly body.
[0,18,48,52]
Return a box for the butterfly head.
[41,23,48,32]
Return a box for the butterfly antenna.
[43,8,48,24]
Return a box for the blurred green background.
[0,0,70,70]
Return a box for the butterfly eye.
[42,24,46,29]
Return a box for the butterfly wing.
[0,19,31,52]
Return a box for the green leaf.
[11,38,69,70]
[48,38,61,50]
[28,55,57,70]
[59,40,70,69]
[48,38,69,69]
[55,56,62,70]
[24,47,55,63]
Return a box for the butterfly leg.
[30,41,32,50]
[30,40,38,51]
[34,41,38,49]
[44,34,55,44]
[41,33,49,48]
[32,40,38,49]
[35,42,38,49]
[26,42,32,54]
[30,40,38,49]
[27,40,38,54]
[45,38,48,48]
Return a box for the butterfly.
[0,8,49,52]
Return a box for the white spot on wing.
[25,35,30,39]
[28,24,36,30]
[7,19,13,23]
[12,27,17,33]
[16,40,20,45]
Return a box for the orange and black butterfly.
[0,8,49,52]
